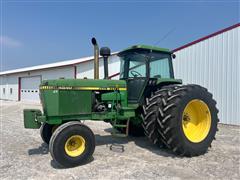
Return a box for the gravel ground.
[0,100,239,180]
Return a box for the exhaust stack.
[100,47,111,79]
[91,38,99,79]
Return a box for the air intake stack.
[100,47,111,79]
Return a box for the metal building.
[0,53,120,103]
[0,23,239,125]
[173,24,239,125]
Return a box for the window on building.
[3,88,5,94]
[10,88,13,94]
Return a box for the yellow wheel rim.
[182,99,211,143]
[64,135,85,157]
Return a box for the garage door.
[21,76,41,102]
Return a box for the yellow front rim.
[64,135,85,157]
[182,99,211,143]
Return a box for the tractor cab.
[118,45,175,104]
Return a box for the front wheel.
[49,121,95,168]
[40,123,58,144]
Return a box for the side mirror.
[172,54,176,59]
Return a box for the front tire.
[49,121,95,168]
[40,123,58,144]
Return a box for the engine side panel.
[39,79,134,124]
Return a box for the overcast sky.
[0,0,239,71]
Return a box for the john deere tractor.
[24,38,218,167]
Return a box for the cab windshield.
[119,51,173,79]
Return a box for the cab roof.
[118,44,171,56]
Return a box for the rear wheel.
[142,84,219,156]
[49,121,95,167]
[182,99,211,143]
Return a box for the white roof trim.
[0,52,118,76]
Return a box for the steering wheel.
[130,70,142,77]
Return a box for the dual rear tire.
[142,84,219,156]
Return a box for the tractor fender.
[139,78,182,105]
[156,78,182,87]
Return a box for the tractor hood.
[39,79,127,118]
[40,79,127,90]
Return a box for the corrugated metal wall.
[76,55,120,79]
[173,26,239,125]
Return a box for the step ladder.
[111,119,130,137]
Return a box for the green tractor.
[24,38,218,167]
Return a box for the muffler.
[91,37,99,79]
